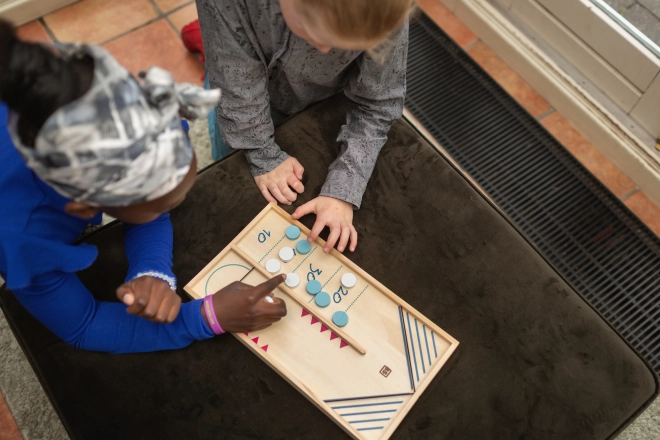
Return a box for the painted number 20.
[333,286,349,303]
[257,230,271,243]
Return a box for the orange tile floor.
[2,0,660,436]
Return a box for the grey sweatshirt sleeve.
[196,0,289,176]
[320,23,409,209]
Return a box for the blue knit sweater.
[0,103,214,353]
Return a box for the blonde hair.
[293,0,413,47]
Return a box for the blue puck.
[332,311,349,327]
[286,225,301,240]
[315,291,331,307]
[306,280,322,295]
[296,240,312,254]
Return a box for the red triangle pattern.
[311,316,319,325]
[251,337,259,344]
[320,324,329,333]
[261,345,269,352]
[301,309,310,317]
[244,332,249,336]
[340,340,349,349]
[330,332,338,340]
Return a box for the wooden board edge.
[232,333,363,440]
[381,341,460,439]
[183,203,274,294]
[230,244,368,355]
[184,202,459,439]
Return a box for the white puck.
[279,246,295,262]
[265,259,281,273]
[285,272,300,288]
[341,273,357,288]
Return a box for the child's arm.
[119,213,182,321]
[197,0,288,175]
[11,271,214,354]
[292,24,408,254]
[197,0,305,205]
[321,23,409,209]
[10,271,287,354]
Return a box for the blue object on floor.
[204,72,232,160]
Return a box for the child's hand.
[116,276,182,323]
[292,196,357,253]
[254,157,305,205]
[210,275,287,333]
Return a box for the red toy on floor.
[181,19,205,61]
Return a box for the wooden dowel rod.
[230,245,367,355]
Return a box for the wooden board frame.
[185,203,459,439]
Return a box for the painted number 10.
[333,286,349,303]
[257,230,271,243]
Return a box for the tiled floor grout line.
[99,16,164,46]
[462,38,480,51]
[536,108,555,121]
[149,0,166,15]
[620,187,640,202]
[160,0,195,36]
[39,17,58,42]
[148,0,180,38]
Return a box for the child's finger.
[166,299,181,323]
[278,182,298,203]
[291,201,315,219]
[156,292,181,323]
[260,188,277,204]
[268,184,290,205]
[325,226,341,253]
[350,225,358,252]
[126,285,151,315]
[249,274,286,303]
[139,288,164,319]
[338,225,351,253]
[258,183,277,203]
[291,158,304,180]
[308,217,326,243]
[287,174,305,194]
[116,284,134,305]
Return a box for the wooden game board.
[185,204,458,439]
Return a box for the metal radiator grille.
[406,15,660,371]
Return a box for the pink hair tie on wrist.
[203,296,224,335]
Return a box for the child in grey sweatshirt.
[198,0,410,253]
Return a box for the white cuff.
[132,271,177,291]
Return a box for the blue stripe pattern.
[349,418,391,424]
[415,318,425,374]
[339,409,397,416]
[399,307,414,390]
[406,313,419,382]
[405,312,441,382]
[423,324,431,367]
[332,399,404,433]
[331,401,403,410]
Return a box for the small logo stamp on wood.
[380,365,392,377]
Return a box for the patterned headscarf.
[7,44,220,207]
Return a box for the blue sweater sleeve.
[12,270,214,353]
[123,213,177,290]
